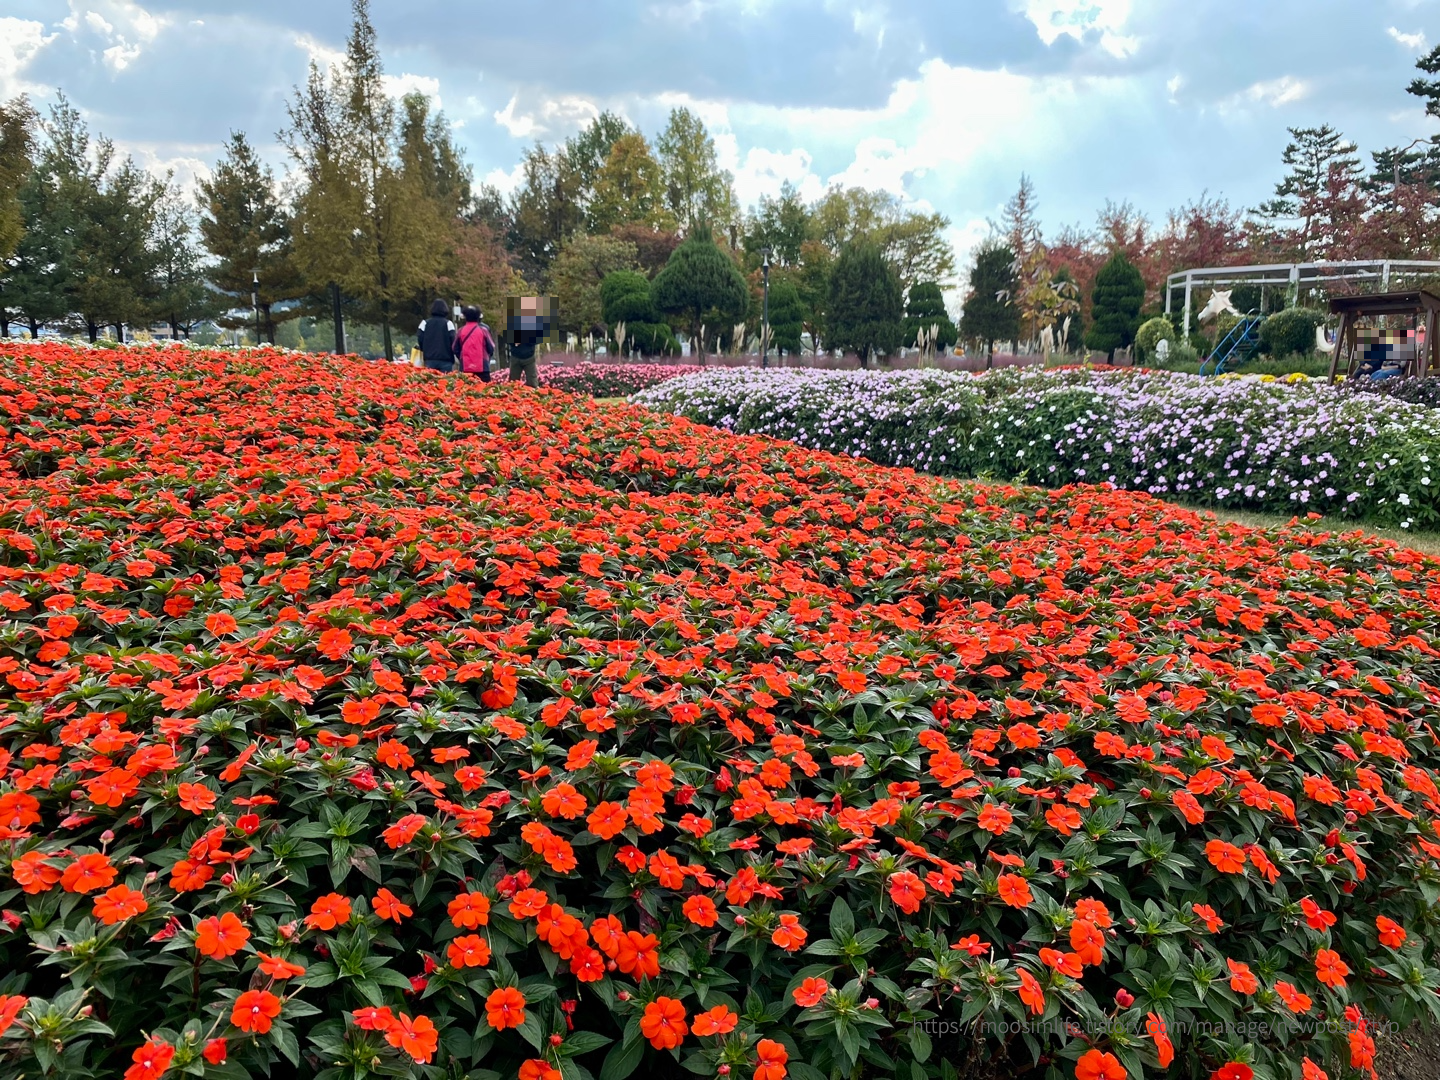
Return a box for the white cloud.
[730,146,827,206]
[493,94,535,138]
[293,31,345,73]
[103,41,142,70]
[61,1,166,71]
[1020,0,1138,57]
[0,18,57,98]
[1388,27,1426,51]
[491,91,599,140]
[382,72,441,106]
[1243,76,1309,107]
[482,160,527,196]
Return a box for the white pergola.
[1164,259,1440,341]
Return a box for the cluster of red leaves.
[1,343,1440,1080]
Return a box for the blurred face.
[520,296,538,315]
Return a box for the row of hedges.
[633,367,1440,530]
[3,344,1440,1080]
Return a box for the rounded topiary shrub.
[1260,308,1325,359]
[1134,317,1176,360]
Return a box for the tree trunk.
[87,321,98,344]
[169,317,179,340]
[0,311,9,337]
[29,319,40,339]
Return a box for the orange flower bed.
[1,343,1439,1080]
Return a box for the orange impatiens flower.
[541,782,587,819]
[231,990,281,1034]
[447,934,491,968]
[257,952,306,979]
[1070,919,1105,966]
[1226,958,1259,995]
[586,801,628,840]
[93,884,147,925]
[1146,1013,1174,1067]
[690,1004,739,1036]
[976,802,1013,835]
[640,996,687,1050]
[1016,968,1045,1015]
[448,891,491,929]
[1314,948,1350,989]
[372,888,413,923]
[1204,840,1247,874]
[0,995,25,1037]
[195,911,249,959]
[771,913,807,952]
[1275,981,1313,1014]
[60,852,116,894]
[124,1037,175,1080]
[682,894,718,927]
[755,1039,789,1080]
[11,851,61,894]
[1075,1049,1127,1080]
[997,873,1033,909]
[485,987,526,1030]
[305,893,352,931]
[888,870,926,914]
[793,978,829,1007]
[385,1013,438,1063]
[519,1061,562,1080]
[1376,915,1407,948]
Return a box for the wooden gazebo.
[1326,289,1440,383]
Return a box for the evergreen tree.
[72,153,164,340]
[0,97,37,335]
[958,243,1019,356]
[902,281,958,350]
[197,133,305,342]
[655,108,738,236]
[0,97,36,268]
[650,226,748,360]
[765,276,804,355]
[600,269,674,355]
[1255,125,1361,259]
[826,240,902,368]
[283,0,445,359]
[399,93,472,220]
[1407,44,1440,122]
[148,185,216,339]
[1084,251,1145,356]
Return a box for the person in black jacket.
[417,299,456,372]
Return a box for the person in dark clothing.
[506,296,552,387]
[417,299,456,372]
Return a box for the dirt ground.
[1379,1023,1440,1080]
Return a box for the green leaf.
[830,897,855,942]
[599,1036,645,1080]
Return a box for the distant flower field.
[1,344,1439,1080]
[635,367,1440,530]
[496,362,699,397]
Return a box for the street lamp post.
[251,271,261,347]
[761,249,771,369]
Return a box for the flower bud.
[1007,767,1021,778]
[220,873,234,886]
[617,990,631,1002]
[550,1034,564,1047]
[1138,788,1152,799]
[718,1067,731,1076]
[1115,989,1134,1008]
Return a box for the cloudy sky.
[3,0,1438,268]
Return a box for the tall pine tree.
[826,240,902,368]
[198,133,304,342]
[284,0,444,359]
